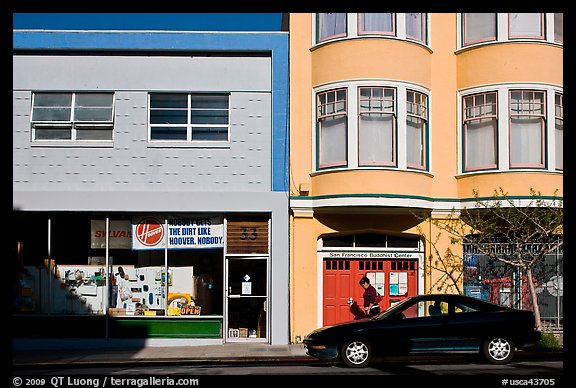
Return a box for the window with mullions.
[358,87,396,166]
[509,90,546,169]
[509,13,544,40]
[463,13,497,46]
[317,89,348,168]
[317,13,347,42]
[358,13,395,36]
[31,92,114,141]
[463,92,498,171]
[555,93,563,171]
[406,90,428,170]
[149,93,229,142]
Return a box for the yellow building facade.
[288,13,563,342]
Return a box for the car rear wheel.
[340,340,372,368]
[482,337,515,365]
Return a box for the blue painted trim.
[13,30,289,192]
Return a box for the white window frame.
[406,89,428,171]
[554,92,563,171]
[457,13,563,50]
[313,80,431,174]
[316,88,348,169]
[508,89,546,169]
[31,92,115,142]
[148,93,230,145]
[458,83,562,175]
[312,13,430,49]
[357,86,397,167]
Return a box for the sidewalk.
[12,339,312,367]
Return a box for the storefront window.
[14,213,225,318]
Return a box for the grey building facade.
[13,30,289,345]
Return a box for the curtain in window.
[555,93,563,169]
[406,116,424,167]
[509,13,543,38]
[466,118,497,169]
[554,13,563,43]
[464,13,496,44]
[360,13,394,33]
[319,13,346,41]
[510,117,543,165]
[320,116,347,167]
[406,13,425,42]
[359,115,394,164]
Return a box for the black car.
[303,294,541,368]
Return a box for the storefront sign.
[132,216,224,250]
[91,220,132,249]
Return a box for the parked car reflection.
[304,294,541,368]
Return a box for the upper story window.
[317,89,348,168]
[509,90,545,168]
[315,13,429,46]
[358,13,395,36]
[315,81,430,172]
[463,13,497,46]
[463,92,498,171]
[554,13,563,43]
[31,92,114,141]
[317,13,347,42]
[358,87,396,166]
[406,90,428,170]
[149,93,229,142]
[406,13,427,43]
[461,85,562,174]
[555,93,563,170]
[461,13,562,48]
[509,13,544,40]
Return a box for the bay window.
[509,13,544,39]
[317,89,348,168]
[358,87,396,166]
[463,13,497,45]
[463,92,498,171]
[406,13,427,43]
[406,90,428,170]
[555,93,563,170]
[358,13,395,35]
[317,13,347,42]
[509,90,545,168]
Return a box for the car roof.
[408,293,509,310]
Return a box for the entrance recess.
[225,257,268,342]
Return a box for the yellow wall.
[457,172,563,198]
[312,39,431,87]
[311,170,433,197]
[457,43,563,89]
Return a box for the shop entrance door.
[225,257,268,342]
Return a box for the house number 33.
[240,227,258,240]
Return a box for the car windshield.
[370,297,415,319]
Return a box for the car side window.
[402,300,448,319]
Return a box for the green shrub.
[534,332,562,351]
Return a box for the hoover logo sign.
[133,217,166,249]
[132,216,224,250]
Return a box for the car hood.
[306,318,372,338]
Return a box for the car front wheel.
[340,340,372,368]
[483,337,515,365]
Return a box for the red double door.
[323,258,418,326]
